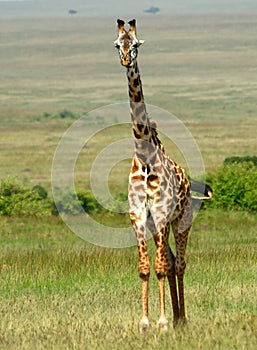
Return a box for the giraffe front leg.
[154,229,169,332]
[129,183,150,332]
[156,277,169,332]
[137,239,150,332]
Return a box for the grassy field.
[0,11,257,349]
[1,14,257,180]
[0,210,256,349]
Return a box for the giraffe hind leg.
[166,245,180,325]
[173,223,191,324]
[175,236,188,324]
[151,219,180,327]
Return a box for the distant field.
[1,0,257,19]
[1,14,256,188]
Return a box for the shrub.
[224,155,257,166]
[41,110,77,120]
[52,191,82,216]
[32,185,48,200]
[0,177,51,216]
[0,177,125,217]
[52,189,105,216]
[205,162,257,211]
[58,110,77,119]
[77,190,104,214]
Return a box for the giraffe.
[114,19,211,332]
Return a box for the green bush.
[52,191,82,216]
[58,109,77,119]
[41,110,77,120]
[206,162,257,211]
[52,189,105,216]
[0,177,51,216]
[77,190,104,214]
[0,177,125,217]
[32,185,48,200]
[224,155,257,166]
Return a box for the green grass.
[0,210,256,349]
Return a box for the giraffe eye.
[115,43,120,49]
[130,47,137,60]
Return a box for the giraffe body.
[115,19,193,331]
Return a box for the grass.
[0,210,257,349]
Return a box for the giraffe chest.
[129,156,173,203]
[129,154,190,221]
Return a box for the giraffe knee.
[138,264,150,280]
[154,258,168,279]
[138,240,150,278]
[138,254,150,278]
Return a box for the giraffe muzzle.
[121,56,131,67]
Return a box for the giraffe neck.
[127,62,151,142]
[126,62,164,163]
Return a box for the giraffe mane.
[149,119,165,151]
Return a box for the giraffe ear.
[134,40,144,48]
[128,19,136,27]
[128,19,136,36]
[117,19,125,35]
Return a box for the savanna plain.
[0,12,257,349]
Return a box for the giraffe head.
[114,19,144,68]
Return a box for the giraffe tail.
[189,178,213,200]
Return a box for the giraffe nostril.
[121,59,130,67]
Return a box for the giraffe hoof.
[174,317,188,328]
[139,316,150,333]
[157,316,169,332]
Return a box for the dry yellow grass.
[0,211,257,349]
